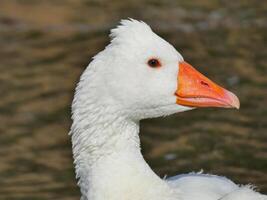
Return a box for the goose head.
[86,19,239,120]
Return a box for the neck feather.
[71,104,179,200]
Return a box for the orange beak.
[176,62,240,109]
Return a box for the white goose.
[70,19,266,200]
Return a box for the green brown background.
[0,0,266,199]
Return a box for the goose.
[70,19,266,200]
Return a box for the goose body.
[70,19,266,200]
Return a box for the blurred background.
[0,0,267,199]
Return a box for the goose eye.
[147,58,161,68]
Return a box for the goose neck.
[71,111,177,200]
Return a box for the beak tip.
[235,101,240,110]
[236,101,240,109]
[227,91,240,110]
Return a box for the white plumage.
[70,19,266,200]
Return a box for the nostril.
[200,81,210,87]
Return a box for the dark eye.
[147,58,161,68]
